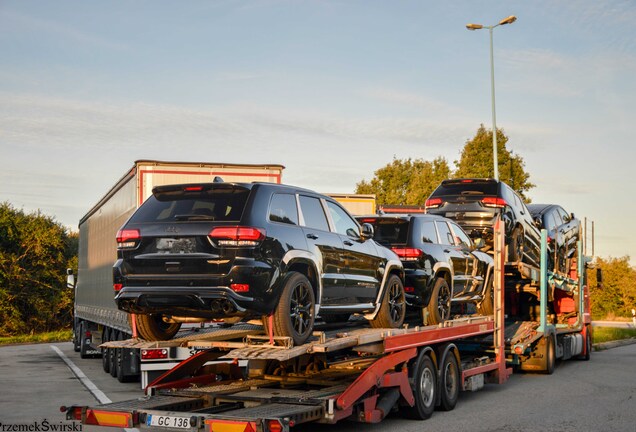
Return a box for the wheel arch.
[281,251,322,312]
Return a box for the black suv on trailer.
[113,182,405,345]
[425,178,542,268]
[358,214,494,324]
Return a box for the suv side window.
[450,222,472,248]
[436,221,455,245]
[556,207,569,223]
[299,195,330,231]
[421,220,438,244]
[269,193,299,225]
[326,201,360,239]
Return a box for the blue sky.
[1,1,634,263]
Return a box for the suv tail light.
[116,229,140,248]
[392,247,423,261]
[425,198,443,209]
[209,226,266,246]
[481,197,507,208]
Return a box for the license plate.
[147,414,191,429]
[156,238,196,254]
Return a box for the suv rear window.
[130,187,251,223]
[369,218,409,246]
[431,180,499,197]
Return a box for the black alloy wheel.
[271,272,315,346]
[427,278,451,325]
[370,275,406,329]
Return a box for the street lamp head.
[466,23,484,30]
[499,15,517,26]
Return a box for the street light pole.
[467,15,517,181]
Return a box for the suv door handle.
[344,240,354,246]
[306,233,318,240]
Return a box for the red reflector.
[184,186,203,191]
[481,197,507,208]
[116,229,140,243]
[405,286,415,293]
[392,247,423,260]
[113,283,123,292]
[230,284,250,293]
[209,226,266,241]
[141,348,168,360]
[424,198,442,209]
[267,420,283,432]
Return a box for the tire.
[477,274,494,316]
[116,333,133,383]
[270,272,315,346]
[79,321,91,359]
[370,275,406,329]
[544,335,556,375]
[109,330,119,378]
[401,352,437,420]
[135,314,182,341]
[426,278,451,325]
[72,320,81,353]
[508,227,524,263]
[577,327,592,361]
[101,327,111,373]
[439,352,460,411]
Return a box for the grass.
[0,329,73,346]
[593,327,636,344]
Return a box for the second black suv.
[358,214,494,324]
[425,178,542,268]
[113,182,405,345]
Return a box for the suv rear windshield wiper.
[173,214,216,221]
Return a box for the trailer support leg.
[336,348,416,412]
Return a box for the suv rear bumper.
[115,286,270,318]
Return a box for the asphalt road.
[0,341,635,432]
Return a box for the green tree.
[588,256,636,319]
[454,124,534,200]
[355,156,451,205]
[0,202,77,336]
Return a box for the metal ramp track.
[93,395,205,412]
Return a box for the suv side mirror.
[474,238,485,249]
[360,223,374,240]
[66,268,75,289]
[533,217,542,229]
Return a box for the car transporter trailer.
[62,219,592,431]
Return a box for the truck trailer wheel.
[439,352,460,411]
[370,275,406,329]
[73,320,81,352]
[79,321,92,359]
[110,330,120,378]
[401,351,437,420]
[102,327,111,373]
[577,326,592,361]
[544,335,556,375]
[135,314,181,341]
